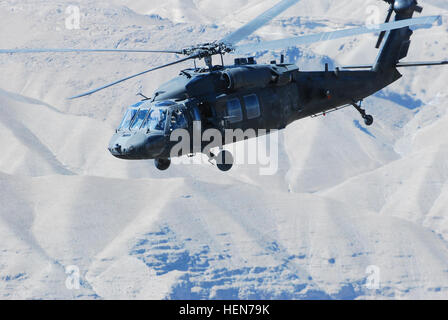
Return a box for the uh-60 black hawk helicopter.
[2,0,447,172]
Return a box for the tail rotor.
[375,0,424,49]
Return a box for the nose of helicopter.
[108,132,166,160]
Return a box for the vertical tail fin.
[373,0,424,72]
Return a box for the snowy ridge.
[0,0,448,299]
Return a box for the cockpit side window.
[170,110,188,130]
[143,108,168,132]
[118,109,138,130]
[130,109,149,130]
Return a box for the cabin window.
[226,98,243,123]
[130,109,149,130]
[244,94,261,120]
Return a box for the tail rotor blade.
[375,4,395,48]
[385,8,394,22]
[234,16,440,54]
[415,5,423,13]
[68,54,198,100]
[375,31,387,49]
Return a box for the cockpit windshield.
[142,108,168,132]
[117,101,146,131]
[117,101,172,132]
[130,109,149,130]
[118,109,138,130]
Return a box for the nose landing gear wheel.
[155,158,171,171]
[216,150,234,172]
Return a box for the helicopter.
[1,0,447,172]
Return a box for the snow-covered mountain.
[0,0,448,299]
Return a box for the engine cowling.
[223,67,275,90]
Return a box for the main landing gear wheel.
[352,101,374,127]
[155,158,171,171]
[364,114,374,126]
[216,150,234,172]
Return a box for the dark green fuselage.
[109,5,416,161]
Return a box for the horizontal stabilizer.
[396,60,448,67]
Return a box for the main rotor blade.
[68,55,198,100]
[221,0,300,45]
[0,48,183,54]
[342,60,448,69]
[234,15,440,54]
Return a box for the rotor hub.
[181,42,233,59]
[394,0,418,12]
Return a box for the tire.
[155,158,171,171]
[364,115,374,126]
[216,150,234,172]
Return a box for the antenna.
[137,93,150,100]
